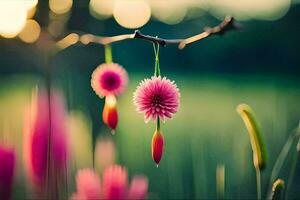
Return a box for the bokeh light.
[113,0,151,29]
[89,0,115,20]
[209,0,291,21]
[151,1,187,25]
[22,0,38,11]
[49,0,73,14]
[18,19,41,43]
[0,2,27,38]
[27,6,37,19]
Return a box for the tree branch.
[56,16,239,50]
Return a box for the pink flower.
[70,165,148,200]
[76,169,101,200]
[0,146,15,200]
[133,76,180,122]
[128,176,148,200]
[102,165,127,199]
[91,63,128,98]
[23,89,68,196]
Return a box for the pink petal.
[128,176,148,200]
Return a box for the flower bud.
[152,130,164,165]
[102,95,118,131]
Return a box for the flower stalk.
[237,104,267,200]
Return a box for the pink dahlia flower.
[0,146,15,200]
[91,63,128,98]
[70,165,148,200]
[133,76,180,122]
[23,89,68,196]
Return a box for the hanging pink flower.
[91,63,128,98]
[133,76,180,122]
[0,146,15,200]
[70,165,148,200]
[23,89,68,197]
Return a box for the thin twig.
[56,16,239,50]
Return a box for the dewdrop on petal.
[152,130,164,166]
[102,94,118,132]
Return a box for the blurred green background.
[0,0,300,199]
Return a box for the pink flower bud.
[102,95,118,131]
[152,130,164,165]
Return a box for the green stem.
[256,167,262,200]
[284,151,299,199]
[105,45,113,63]
[156,117,160,132]
[268,128,300,195]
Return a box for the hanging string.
[153,42,160,77]
[153,42,161,131]
[105,45,113,64]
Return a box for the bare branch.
[56,16,239,50]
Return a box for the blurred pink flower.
[91,63,128,98]
[128,175,148,200]
[102,165,128,199]
[0,146,15,200]
[133,76,180,122]
[76,169,101,200]
[23,89,68,196]
[70,165,148,200]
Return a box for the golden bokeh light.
[209,0,291,21]
[89,0,115,19]
[151,1,187,25]
[18,19,41,43]
[49,0,73,14]
[22,0,38,11]
[113,0,151,29]
[0,2,27,38]
[27,6,37,19]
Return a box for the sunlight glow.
[113,0,151,29]
[151,1,187,25]
[89,0,115,19]
[18,20,41,43]
[0,2,27,38]
[49,0,73,14]
[209,0,291,21]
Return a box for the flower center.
[100,71,121,91]
[151,94,162,106]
